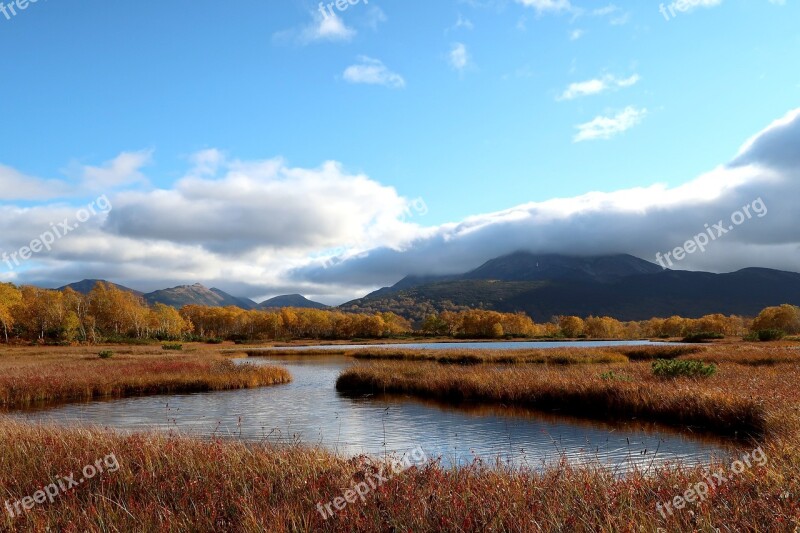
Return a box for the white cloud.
[78,150,152,189]
[298,12,355,43]
[515,0,572,13]
[449,42,471,72]
[293,108,800,295]
[558,74,640,100]
[569,29,584,40]
[0,165,71,201]
[343,56,405,89]
[574,106,648,142]
[5,110,800,305]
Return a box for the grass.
[249,345,704,366]
[0,419,798,531]
[337,361,767,437]
[1,341,799,531]
[652,359,717,378]
[0,345,291,410]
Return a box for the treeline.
[0,281,798,344]
[0,282,412,343]
[415,305,800,340]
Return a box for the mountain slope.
[144,284,257,309]
[258,294,329,310]
[58,279,144,297]
[340,253,800,322]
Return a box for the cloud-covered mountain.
[2,109,799,305]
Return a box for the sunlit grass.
[0,346,291,410]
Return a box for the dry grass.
[0,344,291,410]
[0,419,798,532]
[337,361,770,437]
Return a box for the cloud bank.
[1,110,799,305]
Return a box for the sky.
[0,0,798,304]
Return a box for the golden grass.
[337,361,770,437]
[0,345,291,410]
[0,419,798,532]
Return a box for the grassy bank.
[243,344,706,365]
[337,361,769,437]
[0,345,291,410]
[0,420,797,532]
[336,344,799,439]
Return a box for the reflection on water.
[251,340,677,352]
[14,354,733,471]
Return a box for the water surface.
[15,349,732,472]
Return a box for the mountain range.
[339,252,800,322]
[57,252,800,322]
[58,281,328,311]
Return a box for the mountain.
[58,279,144,297]
[144,284,258,309]
[339,252,800,322]
[258,294,329,310]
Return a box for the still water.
[15,343,731,471]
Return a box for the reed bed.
[0,419,797,532]
[0,350,291,410]
[337,361,779,437]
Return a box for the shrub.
[162,343,183,351]
[682,332,725,343]
[98,350,114,359]
[652,359,717,378]
[205,338,224,344]
[599,371,632,382]
[756,329,785,342]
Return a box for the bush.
[652,359,717,378]
[98,350,114,359]
[162,343,183,351]
[756,329,785,342]
[205,338,224,344]
[682,332,725,343]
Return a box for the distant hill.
[144,284,258,310]
[58,279,144,297]
[258,294,329,310]
[339,252,800,322]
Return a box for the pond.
[14,342,733,472]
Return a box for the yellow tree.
[0,283,22,343]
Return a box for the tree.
[0,283,22,343]
[558,316,585,338]
[752,304,800,335]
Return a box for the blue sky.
[1,0,798,302]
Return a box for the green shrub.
[98,350,114,359]
[162,343,183,351]
[682,332,725,343]
[599,371,632,382]
[652,359,717,378]
[205,338,224,344]
[756,329,785,342]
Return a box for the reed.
[0,419,797,532]
[0,348,291,410]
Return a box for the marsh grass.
[337,360,773,437]
[0,347,291,410]
[0,419,797,532]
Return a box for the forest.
[0,281,798,343]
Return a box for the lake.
[14,341,732,472]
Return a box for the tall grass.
[337,361,769,437]
[0,351,291,410]
[0,419,797,532]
